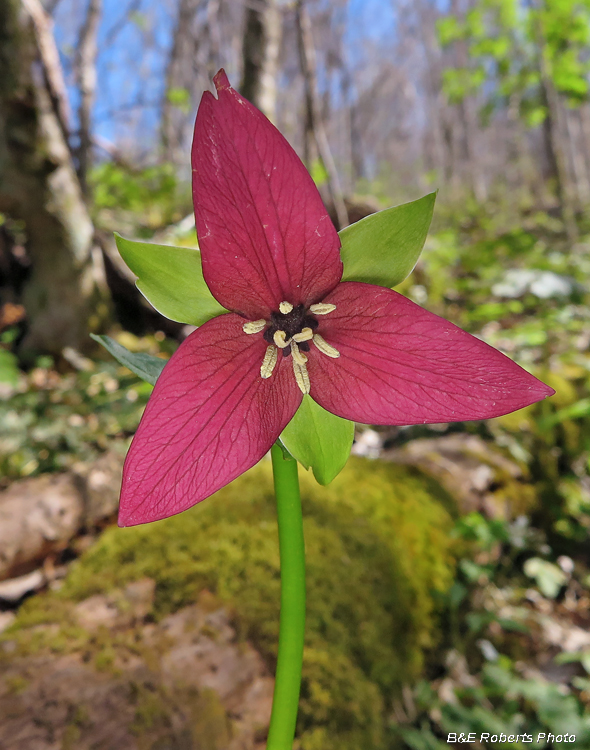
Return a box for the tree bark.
[531,8,578,240]
[539,75,578,241]
[295,0,348,229]
[160,0,200,166]
[563,106,590,208]
[74,0,102,200]
[0,0,108,358]
[579,104,590,199]
[240,0,281,122]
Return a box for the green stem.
[267,442,306,750]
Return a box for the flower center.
[263,303,318,354]
[242,301,340,394]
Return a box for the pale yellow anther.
[290,341,308,365]
[313,334,340,358]
[279,301,294,314]
[292,327,313,343]
[260,346,278,379]
[243,319,267,334]
[293,360,310,394]
[309,303,336,315]
[273,330,290,348]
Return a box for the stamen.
[313,334,340,358]
[273,330,290,348]
[309,303,336,315]
[293,359,310,394]
[292,327,313,343]
[279,301,294,314]
[243,319,267,334]
[290,340,308,365]
[260,346,278,378]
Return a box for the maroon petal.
[308,282,554,425]
[119,314,302,525]
[192,70,342,320]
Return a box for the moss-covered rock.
[3,457,457,749]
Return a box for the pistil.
[290,341,308,365]
[273,330,290,348]
[292,327,313,343]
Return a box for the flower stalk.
[267,442,306,750]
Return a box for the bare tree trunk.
[295,0,348,229]
[539,76,578,241]
[74,0,101,199]
[564,106,590,208]
[461,97,487,203]
[205,0,221,80]
[530,9,578,240]
[579,104,590,200]
[240,0,281,122]
[160,0,199,165]
[0,0,109,358]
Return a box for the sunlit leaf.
[280,395,354,485]
[115,234,227,326]
[339,192,436,288]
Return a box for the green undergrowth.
[3,457,457,750]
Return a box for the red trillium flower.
[119,70,554,526]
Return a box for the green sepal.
[280,395,354,485]
[91,334,166,386]
[338,191,437,287]
[115,233,227,326]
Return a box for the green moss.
[5,457,456,749]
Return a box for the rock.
[0,590,272,750]
[0,473,82,581]
[384,433,535,519]
[0,569,45,602]
[0,452,124,581]
[74,578,156,631]
[71,451,124,525]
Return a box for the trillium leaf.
[339,191,437,288]
[90,334,165,386]
[115,234,227,326]
[280,395,354,485]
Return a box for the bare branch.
[22,0,71,142]
[74,0,102,199]
[295,0,348,229]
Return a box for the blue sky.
[53,0,397,151]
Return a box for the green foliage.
[310,159,329,187]
[0,335,174,480]
[90,334,166,385]
[90,162,192,234]
[114,234,227,326]
[166,87,191,113]
[397,660,590,748]
[437,0,590,121]
[280,396,354,485]
[339,192,436,288]
[523,557,567,598]
[7,459,457,749]
[0,347,19,386]
[412,213,590,545]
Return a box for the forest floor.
[1,209,590,749]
